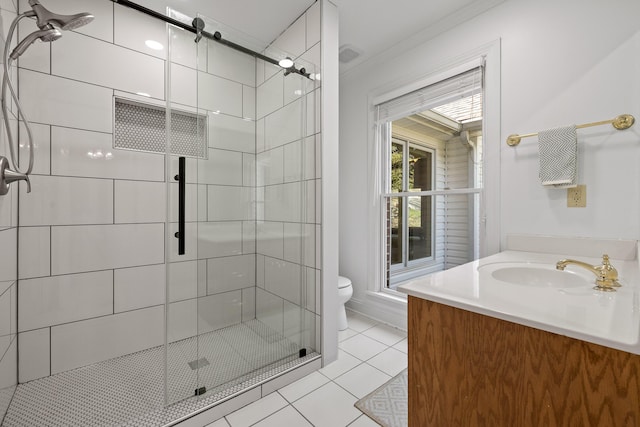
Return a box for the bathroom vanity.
[398,235,640,427]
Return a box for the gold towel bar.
[506,114,636,146]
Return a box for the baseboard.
[346,292,407,330]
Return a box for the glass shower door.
[165,11,316,406]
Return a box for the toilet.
[338,276,353,331]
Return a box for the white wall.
[0,0,18,419]
[340,0,640,324]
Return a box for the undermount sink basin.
[479,263,593,288]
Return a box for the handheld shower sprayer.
[0,1,93,195]
[10,27,62,60]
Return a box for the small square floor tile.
[340,334,388,361]
[293,382,361,427]
[334,363,391,399]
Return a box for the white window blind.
[375,66,483,124]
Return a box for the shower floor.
[2,320,317,427]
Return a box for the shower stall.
[0,0,325,425]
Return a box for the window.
[377,67,484,289]
[389,139,434,268]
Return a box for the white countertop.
[397,239,640,355]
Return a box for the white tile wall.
[52,31,165,99]
[18,270,114,332]
[271,17,306,60]
[19,69,113,133]
[243,87,256,120]
[283,223,303,264]
[19,175,114,226]
[207,186,255,221]
[198,71,243,117]
[168,261,199,303]
[264,99,303,148]
[51,224,164,275]
[265,258,301,305]
[17,328,50,382]
[168,25,207,70]
[170,63,197,108]
[115,180,165,224]
[210,113,256,153]
[257,74,284,120]
[51,126,165,181]
[257,222,284,259]
[207,255,256,294]
[114,264,164,313]
[0,229,16,283]
[208,43,257,87]
[168,299,197,343]
[198,221,243,258]
[242,288,256,322]
[50,305,164,374]
[197,291,242,334]
[242,154,257,188]
[199,148,244,185]
[242,220,257,253]
[264,182,302,222]
[19,122,50,176]
[113,4,166,59]
[0,339,16,390]
[257,146,284,186]
[306,2,321,50]
[256,288,284,335]
[18,226,50,279]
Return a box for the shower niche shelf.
[114,97,208,159]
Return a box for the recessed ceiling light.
[145,40,164,51]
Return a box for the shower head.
[28,0,94,31]
[9,27,61,60]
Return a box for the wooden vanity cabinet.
[408,296,640,427]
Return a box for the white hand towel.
[538,125,577,188]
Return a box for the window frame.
[364,40,501,303]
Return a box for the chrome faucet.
[556,254,620,292]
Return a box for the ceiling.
[133,0,502,73]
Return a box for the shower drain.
[188,357,210,370]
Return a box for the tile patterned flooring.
[205,310,408,427]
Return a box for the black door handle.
[175,157,185,255]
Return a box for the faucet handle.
[0,156,31,195]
